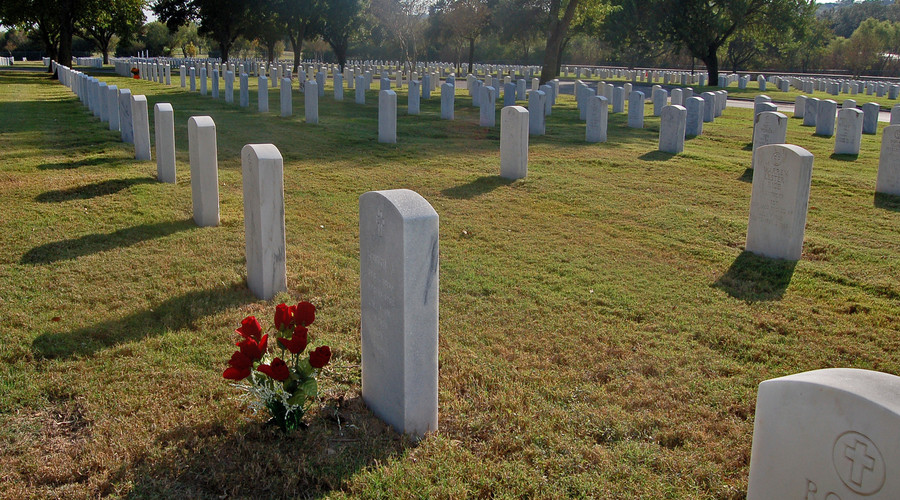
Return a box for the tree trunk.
[331,42,347,71]
[57,21,74,75]
[290,24,306,73]
[220,41,230,63]
[701,44,719,85]
[539,0,579,84]
[467,37,475,75]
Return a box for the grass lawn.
[0,67,898,499]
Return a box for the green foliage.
[141,21,171,56]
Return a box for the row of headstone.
[74,57,102,68]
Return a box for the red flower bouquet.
[223,301,331,430]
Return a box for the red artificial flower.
[309,346,331,368]
[223,350,253,380]
[228,350,252,370]
[274,303,295,332]
[278,326,308,354]
[294,301,316,327]
[257,357,290,381]
[236,316,263,342]
[238,334,268,362]
[223,366,251,380]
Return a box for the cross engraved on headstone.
[844,439,876,487]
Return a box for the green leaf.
[301,378,318,398]
[287,391,307,406]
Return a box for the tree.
[493,0,546,63]
[1,0,64,70]
[538,0,581,83]
[272,0,324,72]
[428,0,492,75]
[142,21,171,56]
[246,5,285,62]
[657,0,813,84]
[321,0,365,70]
[591,0,659,69]
[844,18,893,77]
[780,12,833,72]
[2,30,29,58]
[77,0,145,64]
[152,0,251,61]
[171,22,204,57]
[370,0,429,69]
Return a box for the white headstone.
[500,106,529,180]
[816,99,838,137]
[356,76,366,104]
[200,67,208,96]
[652,87,668,117]
[804,97,820,127]
[225,71,234,104]
[835,108,864,155]
[408,80,420,115]
[441,83,454,120]
[685,97,704,136]
[613,87,625,113]
[586,95,608,143]
[862,102,879,134]
[528,90,545,136]
[300,80,317,124]
[876,125,900,196]
[238,73,248,107]
[701,92,716,122]
[794,95,807,119]
[747,368,900,500]
[188,116,220,227]
[118,89,133,144]
[97,82,109,122]
[334,73,344,101]
[241,144,287,300]
[658,104,686,154]
[480,86,496,127]
[628,91,644,128]
[107,85,119,131]
[752,111,788,170]
[379,89,397,143]
[280,77,292,117]
[746,144,814,261]
[359,189,439,438]
[154,103,176,183]
[258,76,269,112]
[131,95,151,161]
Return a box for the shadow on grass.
[738,168,754,183]
[741,142,753,151]
[829,153,859,162]
[21,219,195,265]
[874,192,900,211]
[441,175,515,199]
[32,282,249,359]
[37,156,117,170]
[714,251,797,302]
[125,395,412,499]
[637,151,676,162]
[35,177,155,202]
